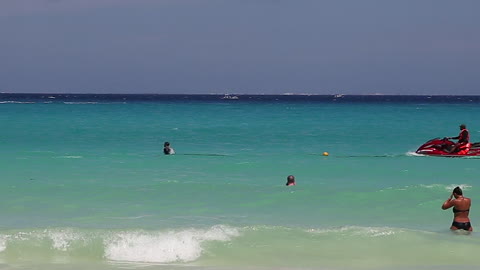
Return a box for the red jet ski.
[416,138,480,157]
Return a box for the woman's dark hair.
[453,186,463,195]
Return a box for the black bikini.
[452,221,471,230]
[451,208,471,230]
[452,207,469,213]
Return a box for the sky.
[1,0,479,95]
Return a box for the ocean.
[1,94,480,270]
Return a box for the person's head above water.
[163,141,175,155]
[460,124,467,130]
[286,175,296,186]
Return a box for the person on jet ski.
[445,124,469,153]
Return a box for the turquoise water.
[1,98,480,269]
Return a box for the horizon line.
[2,92,480,97]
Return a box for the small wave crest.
[308,225,403,237]
[379,183,472,193]
[417,183,472,192]
[445,183,472,191]
[64,102,99,104]
[0,225,239,264]
[104,225,238,263]
[0,101,35,104]
[2,225,480,268]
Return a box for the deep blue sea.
[1,94,480,270]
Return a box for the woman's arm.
[442,194,455,210]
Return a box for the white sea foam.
[0,229,84,253]
[0,101,35,104]
[309,225,402,237]
[0,225,239,263]
[46,229,83,251]
[0,235,7,252]
[106,215,153,220]
[104,225,239,263]
[386,184,472,192]
[445,184,471,191]
[55,156,83,159]
[64,102,98,104]
[419,184,444,189]
[405,151,423,156]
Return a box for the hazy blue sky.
[1,0,479,94]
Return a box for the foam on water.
[0,101,35,104]
[104,225,239,263]
[0,235,7,252]
[445,183,472,191]
[405,151,423,156]
[0,225,480,269]
[0,226,240,264]
[309,225,403,237]
[64,102,99,105]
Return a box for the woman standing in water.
[441,186,472,231]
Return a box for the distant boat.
[221,94,239,100]
[47,96,56,99]
[333,94,344,98]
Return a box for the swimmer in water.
[441,186,472,232]
[163,142,175,155]
[286,175,296,186]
